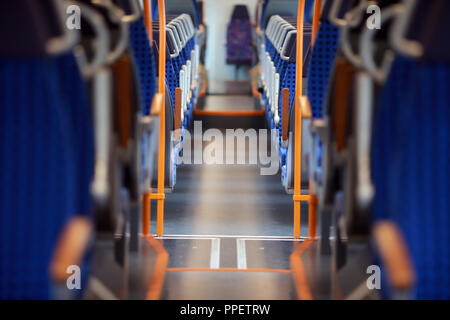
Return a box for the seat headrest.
[231,5,250,20]
[0,0,62,56]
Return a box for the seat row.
[152,12,204,188]
[317,0,449,300]
[307,0,449,299]
[258,14,312,192]
[0,0,204,299]
[257,0,449,299]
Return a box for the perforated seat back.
[277,26,312,145]
[371,56,450,299]
[152,27,179,108]
[306,1,340,119]
[130,17,157,116]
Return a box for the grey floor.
[148,92,310,300]
[150,164,310,237]
[202,95,259,111]
[88,93,373,300]
[208,79,252,95]
[162,271,297,300]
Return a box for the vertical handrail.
[293,0,306,239]
[142,0,153,236]
[308,0,321,239]
[144,0,153,44]
[155,0,166,237]
[293,0,320,239]
[311,0,322,47]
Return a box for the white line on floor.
[345,281,372,300]
[236,239,247,269]
[156,234,307,241]
[210,238,221,269]
[88,277,119,300]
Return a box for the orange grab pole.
[142,1,153,236]
[155,0,166,237]
[308,0,321,239]
[294,0,321,239]
[311,0,322,47]
[144,0,153,44]
[308,180,317,238]
[293,0,306,239]
[142,192,150,236]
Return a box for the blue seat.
[129,17,157,116]
[0,53,94,299]
[226,5,253,66]
[371,55,450,299]
[304,3,340,189]
[153,27,178,111]
[306,21,340,119]
[274,23,312,187]
[130,17,158,189]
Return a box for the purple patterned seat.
[226,5,253,66]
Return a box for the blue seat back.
[371,56,450,299]
[0,53,93,299]
[130,17,157,116]
[306,0,340,119]
[129,17,158,189]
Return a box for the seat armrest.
[372,221,416,293]
[51,217,92,283]
[299,96,312,119]
[150,93,164,116]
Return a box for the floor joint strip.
[210,238,221,269]
[237,239,247,269]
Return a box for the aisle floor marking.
[166,267,291,273]
[237,239,247,269]
[157,234,307,241]
[210,238,221,269]
[88,277,119,300]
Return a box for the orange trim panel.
[167,267,292,274]
[194,108,265,117]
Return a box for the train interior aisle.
[1,0,449,303]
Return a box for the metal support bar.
[155,0,167,237]
[293,0,306,239]
[293,0,320,240]
[144,0,153,44]
[312,0,322,47]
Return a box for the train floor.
[157,164,306,300]
[88,89,373,300]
